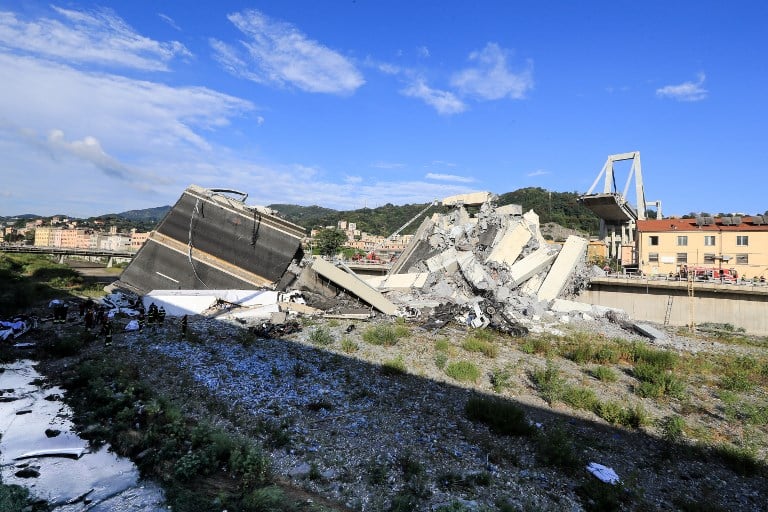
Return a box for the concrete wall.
[579,278,768,335]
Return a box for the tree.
[314,228,347,257]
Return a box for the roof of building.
[637,216,768,233]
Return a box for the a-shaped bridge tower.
[579,152,661,267]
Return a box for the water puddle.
[0,360,166,511]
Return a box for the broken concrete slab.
[308,258,398,315]
[537,235,588,301]
[442,191,495,207]
[486,222,532,267]
[425,248,462,274]
[509,247,557,286]
[633,322,668,341]
[458,252,495,291]
[550,299,594,314]
[366,273,430,291]
[496,203,523,216]
[118,185,305,295]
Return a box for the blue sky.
[1,1,766,219]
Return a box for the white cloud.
[417,46,430,58]
[401,79,466,115]
[158,13,181,31]
[345,175,363,184]
[212,9,364,94]
[656,73,708,102]
[527,169,549,177]
[426,173,474,183]
[0,6,191,71]
[451,42,533,100]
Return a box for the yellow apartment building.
[636,216,768,280]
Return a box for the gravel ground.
[55,310,765,512]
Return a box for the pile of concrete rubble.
[113,186,626,336]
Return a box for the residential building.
[130,230,150,251]
[636,216,768,279]
[34,226,55,247]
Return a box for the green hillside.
[270,188,599,237]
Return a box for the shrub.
[462,335,498,358]
[658,415,686,442]
[434,352,448,370]
[445,361,481,383]
[590,365,618,382]
[340,337,359,353]
[714,442,762,475]
[490,366,513,393]
[536,423,582,469]
[634,362,687,399]
[596,400,625,425]
[309,326,334,346]
[363,324,403,346]
[464,396,534,436]
[719,356,762,392]
[382,355,407,375]
[633,344,678,369]
[434,338,451,352]
[595,400,649,428]
[243,485,285,510]
[562,385,599,412]
[520,336,555,356]
[229,443,270,488]
[367,457,389,485]
[531,362,566,405]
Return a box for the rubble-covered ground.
[32,308,763,512]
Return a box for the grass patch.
[381,355,407,375]
[590,365,618,383]
[465,396,534,436]
[434,352,448,370]
[461,331,499,358]
[519,336,555,357]
[490,366,513,393]
[434,337,451,352]
[530,361,566,405]
[362,323,408,346]
[657,415,686,442]
[595,401,650,428]
[445,361,481,383]
[340,337,359,353]
[634,362,687,399]
[536,422,582,469]
[562,385,599,412]
[309,326,334,346]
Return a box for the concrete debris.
[370,194,593,329]
[299,257,398,316]
[117,185,306,295]
[537,235,589,301]
[632,322,668,342]
[103,187,627,333]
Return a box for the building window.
[649,236,659,246]
[737,253,749,264]
[704,235,716,246]
[737,235,749,246]
[703,253,715,264]
[676,252,688,264]
[677,236,688,246]
[648,252,659,262]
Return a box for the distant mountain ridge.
[3,188,600,237]
[109,206,171,223]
